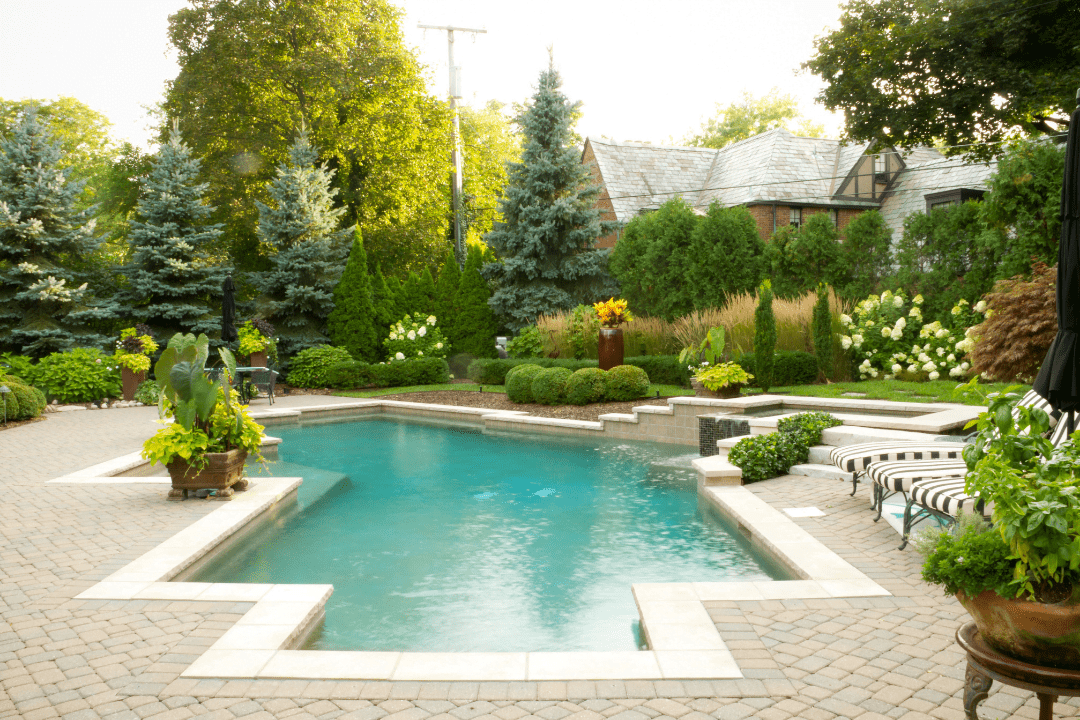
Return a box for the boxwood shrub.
[467,355,686,386]
[604,365,650,402]
[734,350,819,387]
[532,367,574,405]
[565,368,608,405]
[505,364,545,403]
[286,346,354,388]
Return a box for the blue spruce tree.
[120,128,228,339]
[0,108,117,355]
[483,59,618,331]
[252,133,351,360]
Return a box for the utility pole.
[418,23,487,269]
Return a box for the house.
[582,129,996,247]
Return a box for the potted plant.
[678,327,753,398]
[238,319,276,368]
[917,382,1080,669]
[142,333,264,500]
[593,298,633,370]
[114,325,158,401]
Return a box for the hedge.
[467,355,688,386]
[734,350,818,387]
[326,358,450,389]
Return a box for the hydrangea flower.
[395,352,405,360]
[841,336,852,349]
[407,330,416,340]
[929,371,940,380]
[427,315,437,325]
[418,326,427,337]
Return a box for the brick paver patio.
[2,397,1077,719]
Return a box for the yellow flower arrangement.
[592,298,633,328]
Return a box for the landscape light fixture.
[0,385,9,425]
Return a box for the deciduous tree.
[683,89,824,149]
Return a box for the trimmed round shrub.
[531,367,573,405]
[286,346,354,388]
[506,363,544,403]
[565,368,608,405]
[604,365,650,402]
[1,382,45,420]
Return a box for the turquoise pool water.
[190,416,784,652]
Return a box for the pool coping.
[58,400,890,682]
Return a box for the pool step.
[788,463,851,481]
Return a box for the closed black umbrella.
[1032,90,1080,433]
[221,276,238,343]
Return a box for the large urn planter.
[958,589,1080,670]
[690,378,744,399]
[166,448,250,501]
[121,367,146,402]
[247,351,268,368]
[598,328,624,371]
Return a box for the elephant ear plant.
[141,333,264,471]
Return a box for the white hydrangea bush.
[382,313,448,361]
[840,292,986,381]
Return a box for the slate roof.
[585,130,996,237]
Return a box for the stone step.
[717,434,752,450]
[808,445,834,465]
[788,463,852,481]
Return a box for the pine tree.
[120,128,227,340]
[754,280,777,392]
[0,108,117,355]
[328,227,378,362]
[433,250,461,352]
[251,132,351,360]
[370,264,398,352]
[483,59,618,331]
[455,245,499,358]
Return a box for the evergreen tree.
[120,128,227,340]
[433,249,461,352]
[812,283,833,380]
[370,264,398,353]
[399,267,437,316]
[456,245,499,358]
[0,108,117,355]
[251,133,351,359]
[754,280,777,392]
[483,59,619,331]
[687,202,766,309]
[384,274,406,323]
[328,228,378,362]
[840,210,892,301]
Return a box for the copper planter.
[958,589,1080,670]
[121,367,146,402]
[598,328,624,371]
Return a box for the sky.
[0,0,846,150]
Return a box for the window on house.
[829,209,839,227]
[789,207,802,228]
[873,154,885,175]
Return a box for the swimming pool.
[187,415,785,652]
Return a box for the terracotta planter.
[598,327,624,371]
[247,351,268,368]
[121,367,146,402]
[958,589,1080,670]
[690,378,744,399]
[166,448,250,501]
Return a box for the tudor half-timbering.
[582,129,995,247]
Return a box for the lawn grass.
[334,379,1021,406]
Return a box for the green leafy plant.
[33,348,121,403]
[916,512,1015,598]
[142,333,264,471]
[384,313,448,362]
[735,351,820,387]
[565,368,608,405]
[566,304,599,360]
[678,326,727,370]
[114,326,158,373]
[506,326,545,359]
[134,379,161,406]
[0,352,35,382]
[729,412,842,482]
[237,320,271,356]
[506,363,545,403]
[531,367,573,405]
[286,345,354,388]
[327,358,449,389]
[695,363,752,391]
[604,365,650,402]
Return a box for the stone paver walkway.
[2,396,1078,720]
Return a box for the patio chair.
[829,389,1055,501]
[248,364,278,405]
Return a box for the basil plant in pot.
[678,326,753,398]
[141,333,265,501]
[916,382,1080,669]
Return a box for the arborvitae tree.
[812,283,833,380]
[399,267,437,316]
[456,245,499,358]
[369,264,398,351]
[120,129,227,340]
[385,274,406,322]
[687,202,766,309]
[433,249,461,351]
[0,109,117,355]
[754,280,777,392]
[251,132,351,359]
[327,228,378,362]
[840,210,892,301]
[483,59,618,331]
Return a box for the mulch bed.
[358,389,672,423]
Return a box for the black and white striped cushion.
[830,442,965,474]
[1050,411,1078,447]
[910,476,992,518]
[867,458,969,493]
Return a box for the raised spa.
[185,416,786,652]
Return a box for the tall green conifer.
[483,59,618,331]
[328,228,378,361]
[251,133,351,359]
[754,280,777,392]
[370,264,397,352]
[433,250,461,351]
[456,245,499,358]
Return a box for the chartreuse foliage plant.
[286,345,354,388]
[114,326,158,374]
[237,321,271,356]
[142,333,264,470]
